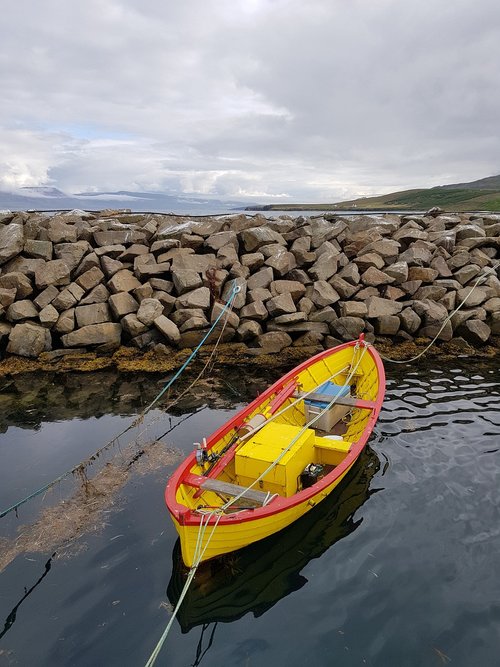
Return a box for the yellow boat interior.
[177,345,379,511]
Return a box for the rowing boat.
[165,334,385,567]
[167,445,379,633]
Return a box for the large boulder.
[0,272,33,299]
[61,323,122,347]
[0,223,24,266]
[240,227,286,252]
[153,315,181,345]
[7,322,52,357]
[34,260,71,290]
[75,303,111,327]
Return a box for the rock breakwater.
[0,208,498,360]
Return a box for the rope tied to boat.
[0,281,241,521]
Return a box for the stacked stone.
[0,208,498,358]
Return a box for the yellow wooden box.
[235,422,315,497]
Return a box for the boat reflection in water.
[167,445,380,634]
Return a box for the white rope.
[377,259,500,364]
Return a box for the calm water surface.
[0,359,499,666]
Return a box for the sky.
[1,0,500,203]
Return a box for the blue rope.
[0,282,241,520]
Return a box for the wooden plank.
[202,479,271,505]
[295,392,376,410]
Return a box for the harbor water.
[0,357,499,666]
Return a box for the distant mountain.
[246,174,500,213]
[0,188,250,215]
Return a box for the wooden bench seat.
[183,473,272,506]
[314,436,352,453]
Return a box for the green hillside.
[247,174,500,212]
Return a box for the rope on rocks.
[376,259,500,364]
[0,282,241,520]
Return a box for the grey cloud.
[1,0,499,201]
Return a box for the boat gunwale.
[165,339,385,526]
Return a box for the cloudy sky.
[1,0,499,202]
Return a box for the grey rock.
[48,220,77,243]
[177,286,211,310]
[134,283,156,305]
[456,287,488,307]
[298,297,315,315]
[171,309,207,327]
[0,287,17,308]
[310,281,340,308]
[211,301,240,329]
[241,252,265,271]
[121,314,149,337]
[337,263,360,285]
[34,260,71,290]
[54,241,90,271]
[75,303,111,327]
[353,253,385,272]
[340,301,367,318]
[308,252,338,281]
[180,316,211,333]
[407,267,439,283]
[173,269,203,295]
[366,296,403,318]
[430,255,453,278]
[79,284,110,305]
[457,319,491,344]
[24,239,53,261]
[265,248,296,277]
[6,300,38,322]
[109,292,139,318]
[237,320,263,342]
[61,323,122,348]
[205,231,238,252]
[0,223,24,265]
[108,269,142,293]
[399,308,422,334]
[240,300,268,321]
[7,322,51,357]
[39,304,59,328]
[153,315,181,345]
[251,331,292,354]
[266,292,296,317]
[329,317,365,341]
[100,255,124,278]
[247,267,274,291]
[171,252,217,274]
[136,298,164,326]
[54,308,75,334]
[270,280,306,300]
[309,306,337,323]
[375,315,400,335]
[329,276,359,299]
[273,312,307,324]
[361,267,395,287]
[384,261,409,283]
[0,272,33,299]
[76,267,105,292]
[240,227,286,252]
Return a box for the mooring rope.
[0,282,241,520]
[143,342,369,666]
[376,259,500,364]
